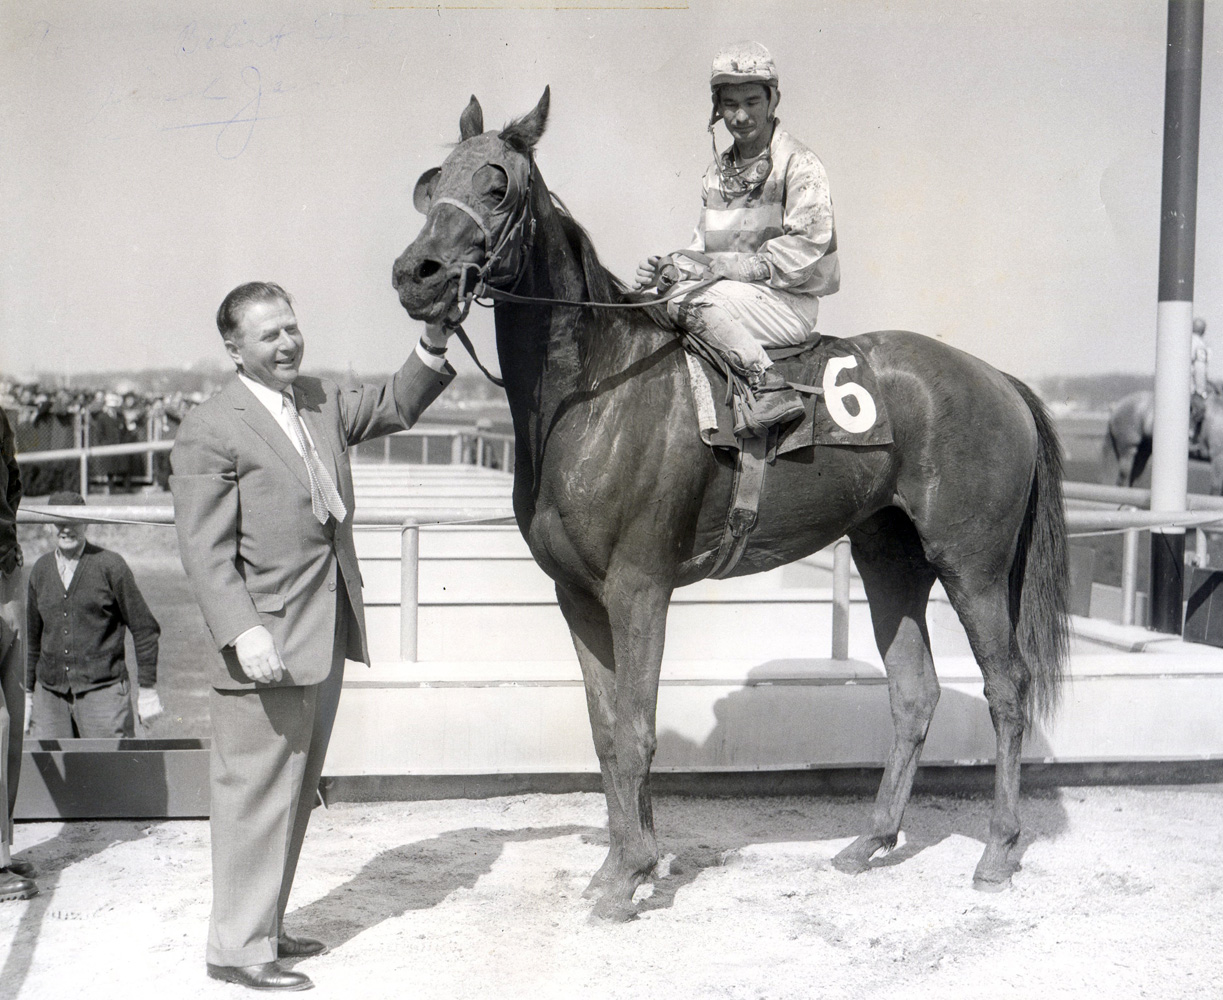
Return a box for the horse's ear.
[413,166,441,214]
[498,86,550,154]
[459,95,484,141]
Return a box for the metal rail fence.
[14,425,517,496]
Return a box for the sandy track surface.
[2,786,1221,1000]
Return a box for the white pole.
[832,537,851,660]
[400,522,420,661]
[1149,0,1204,634]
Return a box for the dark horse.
[1103,388,1223,491]
[393,90,1069,921]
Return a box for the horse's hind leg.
[555,582,626,901]
[833,509,940,875]
[940,576,1030,889]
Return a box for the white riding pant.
[666,279,820,375]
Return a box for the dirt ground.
[2,785,1221,1000]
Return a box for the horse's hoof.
[832,837,886,875]
[588,897,637,924]
[831,851,872,876]
[972,875,1011,894]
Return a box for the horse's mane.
[546,191,628,306]
[543,188,676,337]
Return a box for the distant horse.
[1103,388,1223,491]
[392,89,1069,920]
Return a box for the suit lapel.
[225,378,312,495]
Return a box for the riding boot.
[736,367,805,438]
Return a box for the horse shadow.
[285,822,603,949]
[641,661,1070,914]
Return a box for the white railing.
[17,503,858,662]
[20,482,1223,654]
[15,425,517,496]
[1064,482,1223,626]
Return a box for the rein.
[436,162,719,386]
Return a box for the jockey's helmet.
[710,41,779,90]
[709,41,779,131]
[1194,317,1207,335]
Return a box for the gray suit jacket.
[170,354,452,689]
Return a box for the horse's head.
[392,89,550,322]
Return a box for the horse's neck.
[495,207,677,475]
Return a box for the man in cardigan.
[172,281,454,992]
[25,491,162,738]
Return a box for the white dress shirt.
[238,341,448,454]
[237,374,314,456]
[55,547,82,589]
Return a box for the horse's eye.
[473,164,510,207]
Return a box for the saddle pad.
[686,336,893,455]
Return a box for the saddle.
[682,334,893,577]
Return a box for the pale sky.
[1,0,1220,382]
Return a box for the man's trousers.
[0,565,25,869]
[204,594,350,967]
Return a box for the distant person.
[0,407,36,901]
[25,491,163,739]
[1191,316,1210,440]
[171,281,454,992]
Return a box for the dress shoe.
[5,858,36,878]
[0,870,38,902]
[277,933,328,958]
[206,961,313,991]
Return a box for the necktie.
[282,392,348,525]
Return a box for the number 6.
[823,355,877,433]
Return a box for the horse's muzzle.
[392,245,455,321]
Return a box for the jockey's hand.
[635,256,665,290]
[636,255,682,292]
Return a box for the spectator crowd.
[0,378,203,495]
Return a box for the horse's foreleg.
[833,516,939,876]
[944,580,1029,890]
[589,577,671,923]
[555,582,624,900]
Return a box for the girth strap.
[708,433,769,579]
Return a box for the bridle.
[430,155,718,386]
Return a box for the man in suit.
[1,406,38,902]
[171,281,454,991]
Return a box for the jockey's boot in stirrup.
[738,367,805,438]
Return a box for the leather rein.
[436,168,717,386]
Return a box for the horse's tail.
[1005,375,1070,723]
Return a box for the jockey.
[1191,316,1209,437]
[636,41,840,437]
